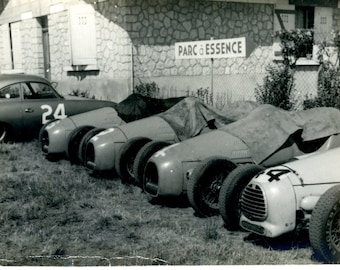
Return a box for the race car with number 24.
[0,74,117,142]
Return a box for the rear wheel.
[0,123,10,143]
[67,125,94,164]
[219,164,264,231]
[115,137,152,184]
[309,184,340,263]
[133,140,171,188]
[187,156,237,217]
[78,128,106,165]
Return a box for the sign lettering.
[175,37,246,59]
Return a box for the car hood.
[220,105,340,164]
[284,147,340,186]
[158,97,258,140]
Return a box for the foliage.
[275,29,314,68]
[195,87,213,106]
[255,64,295,110]
[69,89,95,99]
[303,30,340,110]
[133,81,160,98]
[255,29,314,110]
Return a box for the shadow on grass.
[243,230,311,251]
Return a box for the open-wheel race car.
[238,147,340,263]
[82,97,258,183]
[0,74,117,142]
[142,105,340,217]
[39,94,184,161]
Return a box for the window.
[0,84,20,99]
[296,6,315,29]
[24,82,58,99]
[295,6,314,57]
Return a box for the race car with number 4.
[0,74,117,142]
[239,147,340,263]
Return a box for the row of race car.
[1,75,339,263]
[38,95,340,263]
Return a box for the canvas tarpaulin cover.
[158,97,258,140]
[115,94,185,123]
[221,105,340,163]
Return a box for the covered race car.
[39,94,184,160]
[82,97,258,183]
[0,74,117,142]
[238,147,340,263]
[143,105,340,216]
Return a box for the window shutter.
[1,24,13,70]
[10,22,23,70]
[69,4,97,66]
[314,7,333,42]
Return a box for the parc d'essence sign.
[175,37,247,59]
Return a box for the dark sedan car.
[0,74,117,142]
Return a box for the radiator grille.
[240,183,267,221]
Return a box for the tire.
[133,140,171,188]
[0,123,10,143]
[219,164,264,231]
[187,156,237,217]
[67,125,95,164]
[309,184,340,263]
[78,127,106,165]
[115,137,152,184]
[38,118,59,146]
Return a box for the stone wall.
[91,0,274,101]
[21,19,45,76]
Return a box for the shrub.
[255,64,295,110]
[303,30,340,109]
[133,81,160,98]
[69,89,95,99]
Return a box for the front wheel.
[67,125,95,164]
[187,156,237,217]
[133,140,171,188]
[309,184,340,263]
[115,137,152,184]
[219,164,264,231]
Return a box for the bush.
[133,81,160,98]
[69,89,95,99]
[255,64,295,110]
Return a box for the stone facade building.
[0,0,340,104]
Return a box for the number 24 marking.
[41,103,67,124]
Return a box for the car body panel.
[39,94,185,155]
[239,147,340,238]
[85,116,178,172]
[145,130,251,196]
[0,74,116,141]
[83,98,257,174]
[42,107,124,154]
[143,105,340,198]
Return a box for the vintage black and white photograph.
[0,0,340,266]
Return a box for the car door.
[0,83,24,135]
[22,81,67,137]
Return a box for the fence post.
[210,37,214,106]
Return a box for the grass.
[0,141,321,266]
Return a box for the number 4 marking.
[41,103,67,124]
[266,169,291,182]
